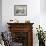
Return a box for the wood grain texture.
[7,23,34,46]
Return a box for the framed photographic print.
[14,5,27,16]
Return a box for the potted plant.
[36,25,45,46]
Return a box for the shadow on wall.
[40,0,46,14]
[0,0,2,32]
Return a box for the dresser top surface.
[7,23,34,25]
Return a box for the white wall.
[40,0,46,13]
[2,0,40,30]
[0,0,2,32]
[40,0,46,31]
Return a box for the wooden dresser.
[7,23,34,46]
